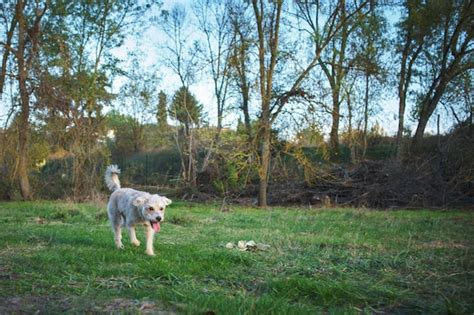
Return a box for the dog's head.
[132,194,172,232]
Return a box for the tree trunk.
[396,44,409,159]
[252,0,282,208]
[412,111,429,146]
[396,93,406,158]
[329,95,340,159]
[16,0,32,200]
[362,72,369,158]
[241,84,252,142]
[396,38,423,159]
[346,90,356,163]
[0,12,17,95]
[258,121,271,207]
[17,107,31,200]
[328,0,347,161]
[412,77,449,146]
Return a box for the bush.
[114,148,182,187]
[33,158,74,200]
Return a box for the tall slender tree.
[350,2,388,158]
[194,0,234,172]
[159,4,201,187]
[0,0,47,199]
[252,0,283,207]
[228,1,254,143]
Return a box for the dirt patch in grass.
[168,215,195,226]
[0,296,72,314]
[0,296,178,314]
[0,265,18,281]
[98,298,177,314]
[418,240,468,249]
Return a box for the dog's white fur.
[105,165,172,256]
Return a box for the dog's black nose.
[156,216,162,222]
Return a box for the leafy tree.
[410,0,473,145]
[119,53,159,152]
[35,0,158,198]
[169,86,203,186]
[395,0,427,157]
[156,90,169,129]
[349,3,388,158]
[170,86,202,130]
[105,110,137,155]
[0,0,47,199]
[397,0,473,148]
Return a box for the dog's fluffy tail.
[105,165,121,192]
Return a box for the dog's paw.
[116,243,124,249]
[131,240,141,247]
[146,250,155,256]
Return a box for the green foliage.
[105,110,139,154]
[156,90,169,128]
[169,86,202,127]
[0,118,50,199]
[212,160,242,196]
[116,149,182,187]
[295,126,326,148]
[0,201,473,313]
[33,158,74,200]
[366,144,397,160]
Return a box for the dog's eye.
[148,207,154,211]
[159,207,164,211]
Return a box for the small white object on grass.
[246,240,256,247]
[225,240,270,251]
[237,240,247,250]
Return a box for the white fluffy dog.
[104,165,172,256]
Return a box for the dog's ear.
[132,196,148,207]
[162,197,172,206]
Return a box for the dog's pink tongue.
[151,221,160,232]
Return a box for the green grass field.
[0,201,473,314]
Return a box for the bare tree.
[228,1,254,143]
[160,5,201,186]
[277,0,369,159]
[252,0,283,207]
[193,0,234,172]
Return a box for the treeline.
[0,1,472,207]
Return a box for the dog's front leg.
[128,225,140,247]
[113,224,124,249]
[145,225,155,256]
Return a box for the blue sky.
[0,1,456,137]
[111,0,409,137]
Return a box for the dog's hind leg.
[108,206,124,249]
[112,224,124,249]
[128,225,140,247]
